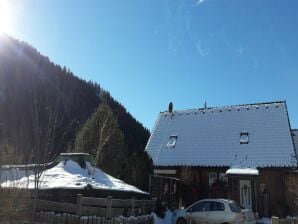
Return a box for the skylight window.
[240,132,249,144]
[167,135,178,148]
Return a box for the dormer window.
[167,135,178,148]
[240,132,249,144]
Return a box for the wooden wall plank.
[111,199,131,208]
[81,197,108,207]
[37,199,77,213]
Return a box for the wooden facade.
[146,102,298,218]
[285,171,298,216]
[151,167,292,217]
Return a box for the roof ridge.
[160,100,285,114]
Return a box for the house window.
[240,132,249,144]
[167,135,177,148]
[219,173,228,186]
[209,172,228,187]
[209,172,217,186]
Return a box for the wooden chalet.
[145,101,298,217]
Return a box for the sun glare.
[0,0,13,34]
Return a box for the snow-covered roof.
[145,101,297,168]
[226,168,259,176]
[0,160,147,194]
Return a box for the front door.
[240,180,252,209]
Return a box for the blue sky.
[2,0,298,130]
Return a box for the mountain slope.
[0,35,151,189]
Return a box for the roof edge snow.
[226,168,259,176]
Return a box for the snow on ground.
[257,217,271,224]
[152,210,173,224]
[0,160,146,194]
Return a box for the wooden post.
[49,212,54,224]
[160,178,163,198]
[62,213,67,224]
[149,174,152,193]
[169,178,173,207]
[253,178,258,214]
[142,200,145,215]
[95,217,100,224]
[271,216,279,224]
[106,196,113,219]
[131,197,135,216]
[76,194,83,216]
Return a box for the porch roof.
[226,168,259,176]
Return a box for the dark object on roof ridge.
[168,102,173,113]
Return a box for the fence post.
[106,196,113,219]
[152,199,156,212]
[271,216,279,224]
[142,200,145,215]
[131,197,135,216]
[76,194,83,216]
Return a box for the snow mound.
[152,210,173,224]
[0,160,146,194]
[257,217,271,224]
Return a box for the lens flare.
[0,0,13,34]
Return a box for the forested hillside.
[0,35,152,189]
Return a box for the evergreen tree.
[74,104,126,177]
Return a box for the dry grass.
[0,144,31,223]
[0,188,32,223]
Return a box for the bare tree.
[28,77,70,220]
[95,106,119,165]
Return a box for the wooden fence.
[35,211,154,224]
[35,194,156,218]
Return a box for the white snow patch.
[257,217,271,224]
[152,210,173,224]
[226,167,259,175]
[1,160,146,194]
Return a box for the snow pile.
[152,210,173,224]
[257,217,271,224]
[0,160,146,194]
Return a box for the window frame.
[209,172,228,187]
[208,172,218,187]
[166,135,178,148]
[240,132,249,144]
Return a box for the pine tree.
[74,104,126,177]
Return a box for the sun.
[0,0,13,34]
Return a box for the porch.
[150,167,289,217]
